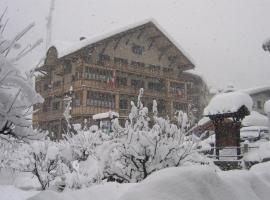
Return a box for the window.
[131,79,144,89]
[114,57,128,66]
[132,44,144,55]
[53,80,61,88]
[84,67,111,82]
[157,100,166,114]
[148,81,164,91]
[73,92,81,107]
[52,101,60,111]
[163,67,173,73]
[116,77,127,87]
[131,61,145,69]
[257,101,262,109]
[64,60,72,74]
[173,102,187,112]
[98,54,110,65]
[42,98,51,112]
[148,64,160,72]
[86,91,115,109]
[170,82,185,97]
[120,99,128,110]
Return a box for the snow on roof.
[54,19,195,65]
[183,69,207,83]
[240,85,270,95]
[241,126,268,131]
[56,20,154,58]
[204,91,253,116]
[242,111,268,127]
[264,100,270,114]
[93,111,119,120]
[198,117,210,126]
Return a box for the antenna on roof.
[45,0,55,51]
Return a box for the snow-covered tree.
[0,10,44,141]
[102,88,206,183]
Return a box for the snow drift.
[204,91,253,115]
[242,111,268,127]
[29,162,270,200]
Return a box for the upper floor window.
[86,91,115,109]
[131,79,144,89]
[98,54,110,65]
[163,67,173,73]
[148,81,164,91]
[84,67,111,82]
[53,80,61,88]
[64,60,72,74]
[148,64,160,72]
[131,61,145,69]
[52,101,60,111]
[119,98,128,110]
[73,91,82,107]
[170,82,185,97]
[132,44,144,55]
[116,77,127,87]
[114,57,128,66]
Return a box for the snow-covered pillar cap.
[264,100,270,114]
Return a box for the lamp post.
[264,100,270,138]
[262,39,270,52]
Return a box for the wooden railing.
[72,106,114,116]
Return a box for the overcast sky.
[2,0,270,90]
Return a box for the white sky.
[2,0,270,90]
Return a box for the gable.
[58,21,194,72]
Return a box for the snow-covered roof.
[240,85,270,95]
[241,126,268,131]
[55,20,153,58]
[182,69,207,84]
[264,100,270,114]
[93,111,119,120]
[52,19,195,67]
[204,91,253,116]
[197,117,210,126]
[242,111,268,127]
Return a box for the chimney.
[80,37,86,41]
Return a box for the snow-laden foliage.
[101,88,208,183]
[0,11,44,141]
[0,86,209,189]
[63,87,73,136]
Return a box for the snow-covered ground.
[7,161,265,200]
[0,185,39,200]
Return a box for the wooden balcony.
[71,106,116,116]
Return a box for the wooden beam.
[114,36,122,50]
[168,55,178,67]
[158,45,171,61]
[147,35,161,50]
[125,32,134,45]
[137,27,146,39]
[100,42,109,54]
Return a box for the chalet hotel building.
[33,20,208,138]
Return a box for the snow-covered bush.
[102,88,207,183]
[56,124,110,189]
[0,11,44,141]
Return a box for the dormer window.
[132,44,144,55]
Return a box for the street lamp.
[262,39,270,52]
